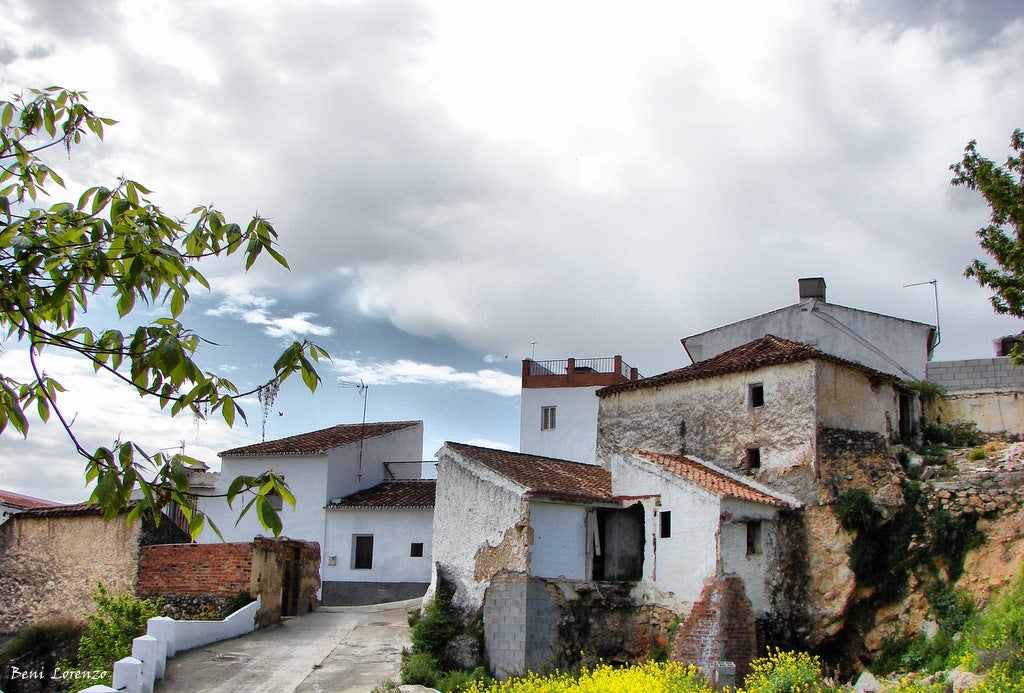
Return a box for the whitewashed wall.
[520,386,601,463]
[323,507,433,583]
[325,424,424,501]
[608,450,721,612]
[194,455,327,546]
[815,361,898,434]
[430,447,529,611]
[718,498,780,616]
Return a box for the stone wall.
[0,508,187,635]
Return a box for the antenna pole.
[903,279,941,355]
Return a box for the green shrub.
[401,651,446,689]
[929,511,984,583]
[741,649,825,693]
[75,584,164,687]
[0,618,85,662]
[465,661,712,693]
[970,570,1024,674]
[409,587,460,668]
[968,448,989,461]
[923,423,984,448]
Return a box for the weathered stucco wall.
[0,514,141,633]
[598,361,817,483]
[930,391,1024,436]
[815,361,898,435]
[720,498,782,617]
[431,450,530,611]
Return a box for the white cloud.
[333,357,520,397]
[206,292,333,339]
[0,349,252,502]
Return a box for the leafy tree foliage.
[0,86,329,536]
[952,129,1024,360]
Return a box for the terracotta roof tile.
[599,335,894,396]
[626,449,799,508]
[0,489,61,510]
[329,480,436,509]
[14,501,118,518]
[221,421,420,457]
[445,443,611,502]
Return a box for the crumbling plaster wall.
[929,390,1024,436]
[431,451,530,611]
[598,362,817,484]
[815,361,899,435]
[720,498,783,617]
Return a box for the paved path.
[156,599,418,693]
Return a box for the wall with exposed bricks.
[138,543,254,597]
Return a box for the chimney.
[798,277,826,303]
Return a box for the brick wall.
[138,543,254,597]
[673,575,757,682]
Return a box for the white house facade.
[193,420,434,605]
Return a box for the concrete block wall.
[484,573,528,679]
[927,357,1024,392]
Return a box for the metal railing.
[527,357,637,379]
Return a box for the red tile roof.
[599,334,893,396]
[444,442,611,502]
[221,421,420,457]
[13,501,112,518]
[626,449,799,508]
[329,480,436,509]
[0,489,62,510]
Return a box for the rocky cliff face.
[772,438,1024,672]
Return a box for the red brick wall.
[138,543,254,597]
[673,575,758,682]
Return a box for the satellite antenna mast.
[903,279,941,355]
[339,379,369,482]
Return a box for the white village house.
[193,420,435,605]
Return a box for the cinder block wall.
[926,357,1024,392]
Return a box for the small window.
[353,535,374,570]
[749,383,765,408]
[746,447,761,470]
[746,521,763,555]
[541,406,557,431]
[659,511,672,539]
[410,542,424,558]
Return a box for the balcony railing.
[527,357,639,380]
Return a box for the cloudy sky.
[1,0,1023,503]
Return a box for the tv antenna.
[903,279,941,354]
[339,379,369,481]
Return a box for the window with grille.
[541,406,557,430]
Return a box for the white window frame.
[541,406,557,431]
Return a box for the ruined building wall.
[431,454,530,612]
[598,362,818,483]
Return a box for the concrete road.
[156,599,419,693]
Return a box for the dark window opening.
[898,393,911,442]
[746,447,761,470]
[541,406,557,431]
[592,504,644,581]
[746,521,763,555]
[659,511,672,539]
[410,542,424,558]
[353,535,374,570]
[749,383,765,408]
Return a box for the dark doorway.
[280,543,301,617]
[593,504,644,581]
